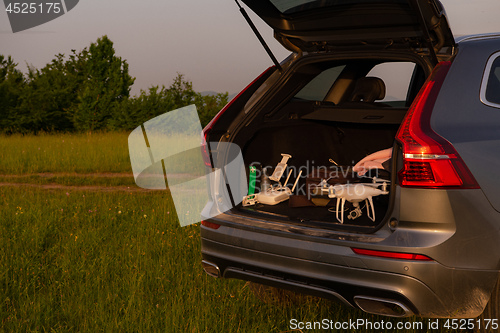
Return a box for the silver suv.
[200,0,500,322]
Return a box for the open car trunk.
[237,108,397,230]
[224,55,432,232]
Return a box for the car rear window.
[367,62,416,107]
[270,0,410,14]
[481,52,500,107]
[293,61,418,107]
[294,65,345,101]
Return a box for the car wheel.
[476,276,499,333]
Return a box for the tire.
[476,276,500,333]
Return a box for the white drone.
[319,178,390,223]
[243,153,300,206]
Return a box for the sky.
[2,0,500,96]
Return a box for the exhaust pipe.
[201,260,221,278]
[354,296,413,317]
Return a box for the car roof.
[456,33,500,44]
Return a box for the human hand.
[353,148,392,176]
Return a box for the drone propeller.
[358,175,391,183]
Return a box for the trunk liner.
[239,194,389,227]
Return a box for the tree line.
[0,35,228,134]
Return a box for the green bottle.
[248,166,257,195]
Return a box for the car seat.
[350,77,387,103]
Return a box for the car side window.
[481,52,500,107]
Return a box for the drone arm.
[366,196,375,221]
[336,198,345,224]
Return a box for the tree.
[195,92,229,128]
[0,55,25,133]
[16,53,82,132]
[0,43,225,133]
[14,36,134,133]
[109,74,228,131]
[70,35,135,131]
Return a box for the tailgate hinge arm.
[235,0,283,72]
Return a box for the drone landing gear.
[328,180,389,224]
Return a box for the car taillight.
[396,61,479,189]
[201,66,275,168]
[351,248,433,261]
[201,220,221,229]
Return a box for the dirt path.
[0,172,183,192]
[0,182,161,192]
[0,172,133,178]
[0,172,190,179]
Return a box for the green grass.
[0,132,132,174]
[0,133,465,332]
[0,187,337,332]
[0,132,204,175]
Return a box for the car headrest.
[350,77,386,103]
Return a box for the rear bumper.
[201,222,498,318]
[201,188,500,318]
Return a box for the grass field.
[0,132,132,174]
[0,132,463,332]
